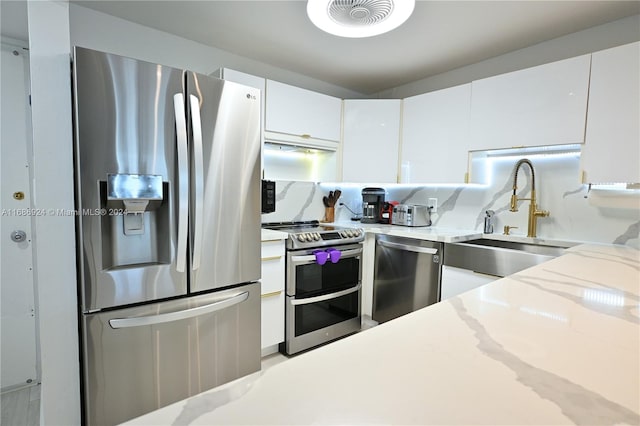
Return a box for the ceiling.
[3,1,640,94]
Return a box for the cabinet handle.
[300,134,311,139]
[261,255,283,262]
[262,239,283,243]
[261,290,282,299]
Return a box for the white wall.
[68,4,364,99]
[27,1,80,424]
[377,14,640,99]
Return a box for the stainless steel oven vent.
[328,0,394,26]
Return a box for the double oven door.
[283,243,362,355]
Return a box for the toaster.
[391,204,432,227]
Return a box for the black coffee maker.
[361,187,385,224]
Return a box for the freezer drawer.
[81,283,260,426]
[373,235,442,323]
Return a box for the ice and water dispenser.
[101,173,170,269]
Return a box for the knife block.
[323,207,335,223]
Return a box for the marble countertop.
[260,228,289,241]
[331,220,585,247]
[332,220,483,243]
[125,243,640,425]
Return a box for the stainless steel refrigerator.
[72,47,262,426]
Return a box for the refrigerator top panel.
[73,47,187,311]
[186,73,262,292]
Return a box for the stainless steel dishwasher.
[372,234,443,323]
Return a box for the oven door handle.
[291,283,361,306]
[290,247,363,264]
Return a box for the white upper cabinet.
[401,84,471,184]
[218,68,265,92]
[265,80,342,143]
[342,99,401,183]
[469,54,591,150]
[581,42,640,184]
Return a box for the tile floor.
[0,384,40,426]
[261,352,289,371]
[0,354,286,425]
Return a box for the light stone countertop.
[333,220,586,247]
[332,220,483,243]
[125,242,640,425]
[260,228,288,241]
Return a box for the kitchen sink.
[462,238,567,257]
[443,238,567,277]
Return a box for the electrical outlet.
[428,198,438,214]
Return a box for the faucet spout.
[509,158,549,238]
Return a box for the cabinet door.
[265,80,342,142]
[440,266,496,300]
[582,42,640,184]
[342,99,401,183]
[261,240,285,294]
[260,240,285,350]
[469,55,591,150]
[219,68,265,91]
[261,292,284,350]
[401,84,471,184]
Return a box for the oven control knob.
[303,233,310,242]
[307,233,313,242]
[347,230,354,237]
[297,234,305,242]
[313,233,320,241]
[340,231,347,238]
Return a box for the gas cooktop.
[262,221,364,249]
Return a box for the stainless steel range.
[263,221,364,355]
[266,221,365,249]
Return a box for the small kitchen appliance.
[361,187,385,224]
[262,221,364,355]
[262,180,276,213]
[391,204,432,227]
[380,201,399,224]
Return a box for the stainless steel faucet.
[509,159,549,238]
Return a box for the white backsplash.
[261,154,640,248]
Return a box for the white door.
[1,43,38,390]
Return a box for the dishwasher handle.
[378,239,438,255]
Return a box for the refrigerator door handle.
[189,94,204,271]
[173,93,189,273]
[108,291,249,329]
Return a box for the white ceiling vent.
[328,0,394,27]
[307,0,415,38]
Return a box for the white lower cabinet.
[261,240,285,355]
[440,265,497,300]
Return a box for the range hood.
[264,130,338,152]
